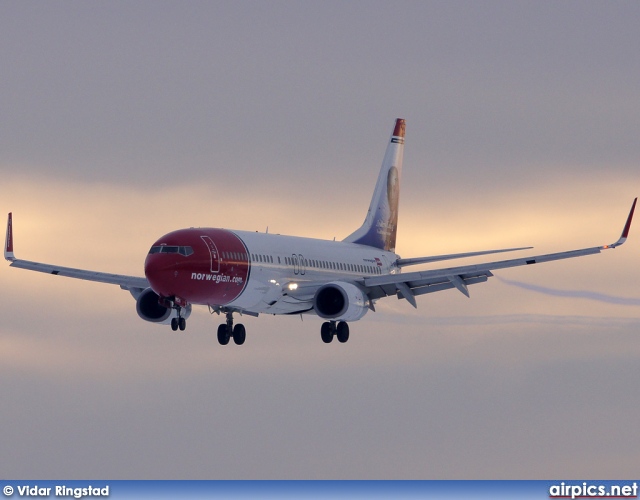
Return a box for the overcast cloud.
[1,1,639,479]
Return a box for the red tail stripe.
[393,118,406,138]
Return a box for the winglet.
[603,197,636,249]
[4,212,15,261]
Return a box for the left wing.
[364,198,637,307]
[5,213,149,290]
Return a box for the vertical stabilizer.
[343,118,405,252]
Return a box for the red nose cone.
[144,253,169,295]
[144,227,251,306]
[144,233,191,297]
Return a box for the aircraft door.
[200,236,221,273]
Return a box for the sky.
[1,0,639,479]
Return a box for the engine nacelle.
[134,288,192,325]
[313,282,369,322]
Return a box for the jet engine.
[313,282,369,322]
[134,287,192,325]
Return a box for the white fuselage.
[228,230,399,314]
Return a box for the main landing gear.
[321,321,349,344]
[217,311,246,346]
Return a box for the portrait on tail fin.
[385,165,400,251]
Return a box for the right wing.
[5,213,149,291]
[364,198,637,307]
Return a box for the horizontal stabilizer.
[396,246,532,267]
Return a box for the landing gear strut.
[217,311,246,346]
[321,321,349,343]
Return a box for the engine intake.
[313,282,369,322]
[134,288,191,325]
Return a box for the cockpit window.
[179,246,194,256]
[148,245,193,256]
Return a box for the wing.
[364,198,637,308]
[4,213,149,290]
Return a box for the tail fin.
[343,118,405,252]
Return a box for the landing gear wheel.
[217,323,230,345]
[178,317,186,331]
[336,321,349,343]
[233,324,246,345]
[321,322,334,343]
[171,318,179,331]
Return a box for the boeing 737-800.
[4,119,636,345]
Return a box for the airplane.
[4,119,637,345]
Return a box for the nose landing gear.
[170,316,186,331]
[169,304,187,332]
[160,296,188,332]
